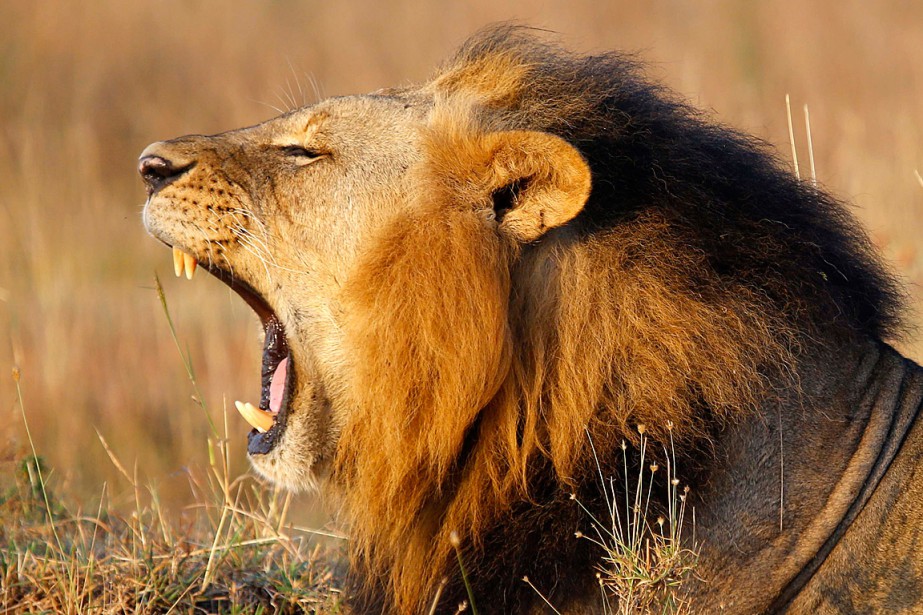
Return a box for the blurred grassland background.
[0,0,921,519]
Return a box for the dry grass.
[1,285,343,613]
[0,452,343,614]
[0,1,920,611]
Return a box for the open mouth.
[170,246,293,455]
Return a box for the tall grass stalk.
[13,367,63,554]
[449,529,479,615]
[154,273,219,439]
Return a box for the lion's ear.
[481,131,591,242]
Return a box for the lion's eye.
[279,145,327,164]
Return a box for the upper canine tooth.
[235,400,274,433]
[172,246,184,278]
[183,253,198,280]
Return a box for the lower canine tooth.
[235,400,274,433]
[173,246,184,277]
[183,253,198,280]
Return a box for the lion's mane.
[333,26,903,612]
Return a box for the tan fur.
[334,108,797,609]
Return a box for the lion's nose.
[138,143,195,196]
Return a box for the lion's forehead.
[258,93,429,143]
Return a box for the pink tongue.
[268,356,289,414]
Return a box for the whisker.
[238,228,276,264]
[190,223,218,270]
[234,230,275,284]
[274,90,293,116]
[253,99,288,116]
[285,57,307,109]
[306,72,325,103]
[226,209,273,247]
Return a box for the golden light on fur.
[336,206,797,610]
[332,71,800,611]
[142,24,908,614]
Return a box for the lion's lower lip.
[247,352,295,455]
[240,298,296,456]
[241,313,296,455]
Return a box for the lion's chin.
[249,456,325,494]
[250,462,324,494]
[248,420,330,493]
[245,379,336,493]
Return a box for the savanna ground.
[0,2,921,612]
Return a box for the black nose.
[138,154,193,196]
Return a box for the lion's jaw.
[140,95,428,491]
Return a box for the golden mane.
[332,26,902,612]
[335,117,797,612]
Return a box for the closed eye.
[278,145,327,164]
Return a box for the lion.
[140,26,923,614]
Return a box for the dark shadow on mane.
[440,25,904,343]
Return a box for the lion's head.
[141,26,903,613]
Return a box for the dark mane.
[340,26,909,613]
[439,24,905,343]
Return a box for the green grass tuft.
[573,424,699,615]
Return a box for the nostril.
[138,155,194,195]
